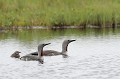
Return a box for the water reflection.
[0,28,120,41]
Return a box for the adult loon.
[20,43,51,64]
[29,40,76,58]
[11,51,21,58]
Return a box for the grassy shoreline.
[0,0,120,29]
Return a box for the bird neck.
[38,48,43,58]
[62,44,68,53]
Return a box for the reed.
[0,0,120,28]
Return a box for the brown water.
[0,28,120,79]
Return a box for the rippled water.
[0,28,120,79]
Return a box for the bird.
[29,40,76,58]
[20,43,51,64]
[11,51,21,58]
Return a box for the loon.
[20,43,51,64]
[11,51,21,58]
[29,40,76,58]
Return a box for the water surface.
[0,28,120,79]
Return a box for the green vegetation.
[0,0,120,29]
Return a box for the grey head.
[38,43,51,64]
[11,51,21,58]
[62,40,76,53]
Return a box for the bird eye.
[68,40,70,41]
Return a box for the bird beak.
[44,43,51,46]
[69,40,76,43]
[18,52,21,53]
[16,51,21,53]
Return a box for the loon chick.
[20,43,51,64]
[30,40,76,58]
[11,51,21,58]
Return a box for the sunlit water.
[0,28,120,79]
